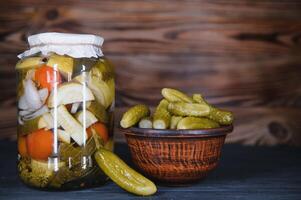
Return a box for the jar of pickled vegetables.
[16,33,115,190]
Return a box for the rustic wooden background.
[0,0,301,146]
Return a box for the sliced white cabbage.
[57,129,71,144]
[52,105,87,146]
[75,110,98,128]
[47,82,94,108]
[70,102,81,114]
[38,112,57,129]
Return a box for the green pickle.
[192,94,206,104]
[18,116,42,136]
[120,104,150,128]
[88,101,109,123]
[177,117,220,129]
[94,148,157,196]
[72,57,98,77]
[153,99,171,129]
[91,59,115,81]
[170,116,183,129]
[16,57,44,70]
[168,102,210,117]
[162,88,193,103]
[88,68,114,109]
[193,93,233,125]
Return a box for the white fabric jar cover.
[18,32,104,59]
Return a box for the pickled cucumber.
[47,54,74,79]
[162,88,193,103]
[208,107,233,125]
[193,93,233,125]
[120,105,150,128]
[90,60,115,81]
[87,72,114,109]
[138,117,153,129]
[72,57,98,78]
[16,57,44,69]
[170,116,183,129]
[153,99,171,129]
[88,101,109,123]
[177,117,220,129]
[18,116,44,136]
[94,148,157,196]
[192,94,206,104]
[168,102,210,117]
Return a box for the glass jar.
[16,33,115,190]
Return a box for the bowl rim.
[120,124,233,138]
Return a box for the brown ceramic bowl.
[120,125,233,185]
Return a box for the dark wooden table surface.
[0,139,300,200]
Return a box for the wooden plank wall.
[0,0,301,145]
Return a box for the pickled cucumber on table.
[120,104,150,128]
[161,88,193,103]
[168,102,210,117]
[94,148,157,196]
[193,94,234,125]
[153,99,171,129]
[177,117,220,130]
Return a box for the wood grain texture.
[0,0,301,145]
